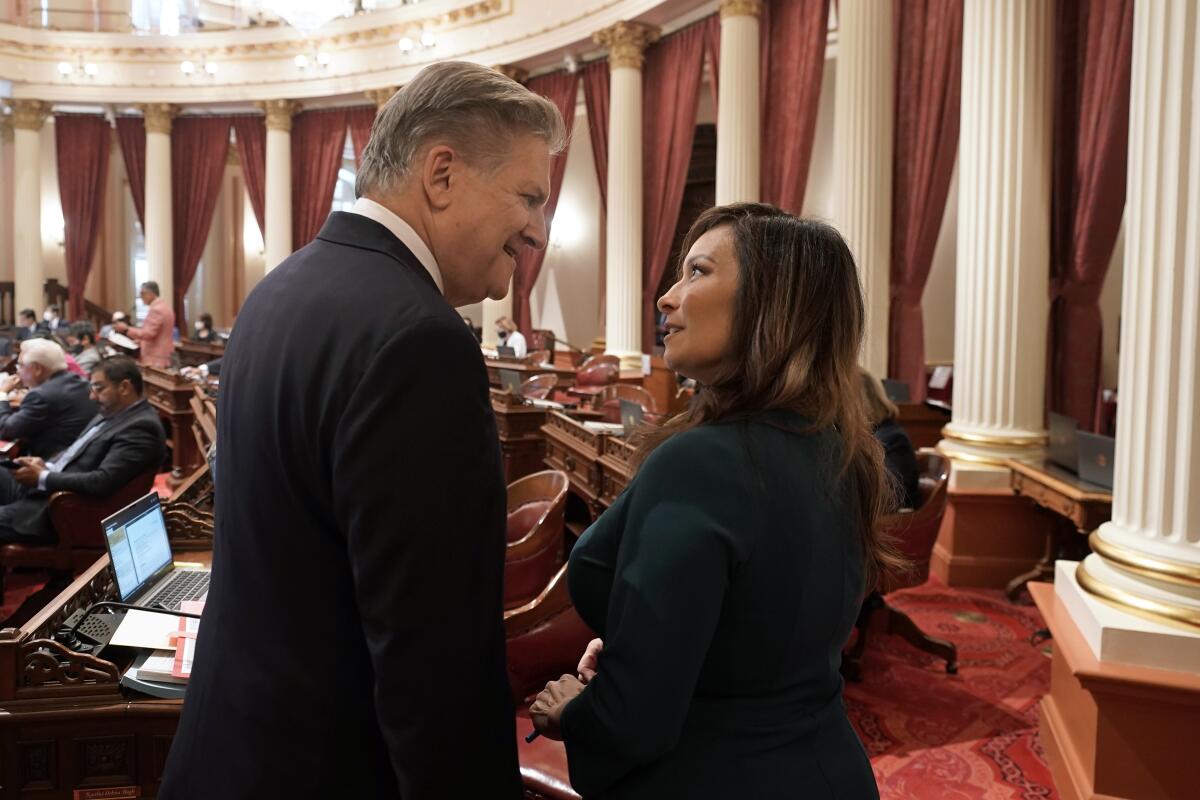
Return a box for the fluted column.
[1,115,15,286]
[11,100,50,314]
[260,100,297,272]
[936,2,1052,488]
[595,21,660,371]
[716,0,762,203]
[141,103,175,305]
[831,0,894,378]
[1067,1,1200,642]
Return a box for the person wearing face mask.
[495,316,527,358]
[530,204,895,799]
[193,312,218,343]
[161,61,565,800]
[42,305,67,333]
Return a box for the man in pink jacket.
[115,281,176,369]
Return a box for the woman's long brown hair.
[636,203,904,590]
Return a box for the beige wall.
[0,123,13,284]
[1100,214,1124,389]
[923,156,959,364]
[531,104,604,352]
[802,57,837,220]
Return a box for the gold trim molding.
[940,425,1048,448]
[1089,532,1200,588]
[10,99,50,131]
[492,64,529,84]
[1076,559,1200,631]
[258,99,299,132]
[364,87,396,109]
[933,444,1011,469]
[594,21,661,71]
[140,103,176,134]
[720,0,764,19]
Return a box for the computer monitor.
[102,493,174,603]
[498,368,523,394]
[497,345,517,359]
[619,399,644,435]
[1047,412,1080,474]
[881,379,911,403]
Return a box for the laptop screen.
[102,493,174,602]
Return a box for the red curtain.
[171,116,232,332]
[581,59,610,210]
[887,0,963,402]
[292,109,348,250]
[233,115,266,235]
[115,116,146,229]
[641,21,708,351]
[512,71,580,337]
[760,0,830,213]
[55,115,111,320]
[1048,0,1134,429]
[348,106,376,169]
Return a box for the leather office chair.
[598,384,659,424]
[529,329,557,355]
[0,468,157,601]
[841,449,957,680]
[519,374,559,401]
[505,470,569,609]
[506,565,592,800]
[567,357,620,405]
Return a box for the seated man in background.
[69,323,103,373]
[114,282,176,368]
[15,309,41,342]
[0,356,165,544]
[0,338,97,459]
[43,304,68,335]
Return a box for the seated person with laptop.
[0,355,166,544]
[0,338,98,459]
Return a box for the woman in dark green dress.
[530,203,900,799]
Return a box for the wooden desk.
[541,412,611,536]
[174,340,223,368]
[492,391,549,484]
[597,436,636,508]
[485,360,576,389]
[1004,459,1112,602]
[896,402,951,449]
[0,544,213,800]
[143,367,202,487]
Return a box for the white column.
[595,21,660,372]
[831,0,894,379]
[715,0,762,204]
[141,103,175,305]
[937,1,1053,489]
[261,100,297,272]
[1064,1,1200,660]
[11,100,49,315]
[0,114,15,287]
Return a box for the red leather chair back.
[519,373,558,400]
[575,361,619,388]
[504,564,596,703]
[505,471,569,609]
[599,384,658,424]
[881,449,949,592]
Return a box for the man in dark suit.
[161,61,564,799]
[14,309,41,342]
[0,355,165,543]
[0,338,97,458]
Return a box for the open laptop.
[1047,412,1080,474]
[102,492,210,611]
[498,368,523,394]
[1077,431,1116,490]
[497,345,517,359]
[619,399,644,436]
[881,379,911,403]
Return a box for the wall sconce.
[295,50,333,70]
[180,57,219,78]
[398,29,437,55]
[57,55,99,80]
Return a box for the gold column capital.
[140,103,177,135]
[10,99,51,131]
[363,87,396,109]
[593,21,661,71]
[720,0,763,18]
[491,64,529,84]
[257,99,299,132]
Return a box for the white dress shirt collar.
[349,197,444,294]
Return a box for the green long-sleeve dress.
[561,411,879,799]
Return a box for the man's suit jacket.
[127,298,175,368]
[161,212,519,799]
[0,370,97,458]
[2,399,165,539]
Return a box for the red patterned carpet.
[847,578,1057,800]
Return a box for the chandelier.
[262,1,356,34]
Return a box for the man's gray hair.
[20,337,67,373]
[356,61,568,198]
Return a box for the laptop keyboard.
[144,570,210,611]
